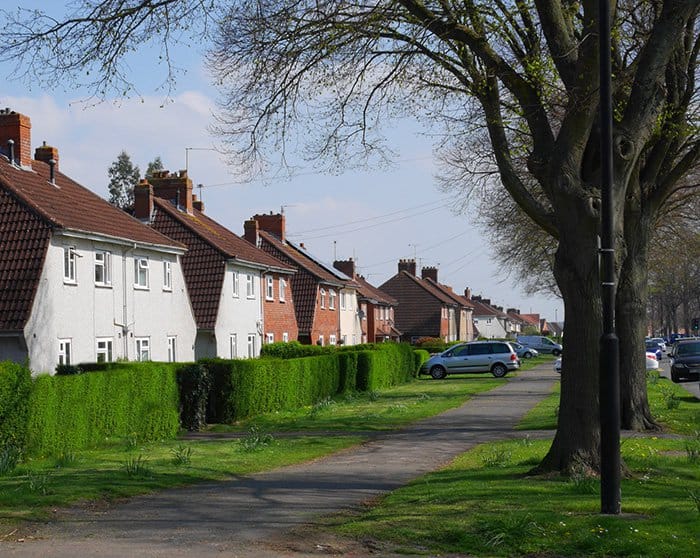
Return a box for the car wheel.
[523,351,533,359]
[430,366,447,380]
[552,349,562,357]
[670,368,680,383]
[491,363,508,378]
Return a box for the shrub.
[413,349,430,371]
[177,363,211,432]
[0,361,32,453]
[26,362,180,456]
[414,337,447,352]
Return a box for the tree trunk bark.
[616,213,660,431]
[536,226,602,473]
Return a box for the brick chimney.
[34,141,59,170]
[464,287,472,300]
[421,266,438,282]
[0,109,32,167]
[253,212,286,241]
[192,193,204,213]
[398,259,416,276]
[243,218,259,246]
[133,179,154,220]
[148,169,193,214]
[483,299,491,305]
[333,258,356,279]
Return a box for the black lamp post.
[598,0,621,515]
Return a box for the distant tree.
[108,151,140,210]
[146,156,164,179]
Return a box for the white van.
[516,336,563,356]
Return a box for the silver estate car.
[420,340,520,379]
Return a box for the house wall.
[24,234,196,374]
[338,287,359,345]
[473,314,507,339]
[380,274,442,342]
[262,273,298,343]
[214,263,264,358]
[310,285,340,345]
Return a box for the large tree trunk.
[536,225,602,473]
[617,209,660,431]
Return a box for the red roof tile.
[353,275,398,306]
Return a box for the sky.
[0,3,563,323]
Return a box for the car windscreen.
[676,342,700,356]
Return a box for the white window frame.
[134,257,149,289]
[329,289,336,310]
[282,332,289,342]
[96,338,113,363]
[329,334,337,345]
[167,336,176,362]
[265,332,274,344]
[279,278,287,302]
[94,251,111,286]
[58,339,72,365]
[265,274,274,301]
[232,270,240,297]
[320,288,326,309]
[135,337,150,361]
[247,333,257,358]
[340,292,346,310]
[163,260,172,291]
[246,273,255,298]
[230,334,238,358]
[63,247,77,284]
[318,335,324,346]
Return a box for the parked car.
[553,358,562,373]
[510,342,539,359]
[648,337,667,352]
[645,352,660,371]
[516,335,563,356]
[645,340,663,361]
[669,338,700,383]
[419,341,520,379]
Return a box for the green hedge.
[26,362,180,456]
[0,361,32,451]
[206,343,419,422]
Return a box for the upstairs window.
[329,289,336,310]
[134,257,149,289]
[232,270,240,297]
[163,261,172,291]
[265,275,274,300]
[340,292,346,310]
[94,251,111,286]
[246,273,255,298]
[320,288,326,309]
[279,278,287,301]
[63,247,77,283]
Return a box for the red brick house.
[333,258,400,343]
[379,259,461,343]
[419,269,475,342]
[244,213,361,346]
[134,174,297,358]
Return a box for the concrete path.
[4,366,558,557]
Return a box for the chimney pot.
[0,111,32,166]
[133,179,154,220]
[421,266,438,282]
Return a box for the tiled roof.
[353,275,398,306]
[469,298,506,317]
[423,278,474,309]
[0,157,184,249]
[0,187,51,330]
[153,199,294,272]
[520,313,541,327]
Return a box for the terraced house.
[133,173,297,359]
[0,110,197,373]
[244,213,361,346]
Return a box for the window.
[279,278,287,301]
[232,270,240,297]
[247,334,257,358]
[329,334,337,345]
[318,335,324,346]
[58,339,72,365]
[63,247,76,283]
[96,338,113,363]
[282,332,289,342]
[342,335,348,345]
[134,257,149,288]
[94,251,111,286]
[246,273,255,298]
[329,289,336,310]
[320,288,326,309]
[340,292,346,310]
[265,275,274,300]
[467,344,492,356]
[266,332,274,344]
[163,261,172,291]
[167,336,176,362]
[135,337,150,361]
[230,334,238,358]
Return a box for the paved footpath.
[4,366,558,557]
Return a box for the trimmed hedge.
[206,343,419,422]
[0,361,32,451]
[26,362,180,456]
